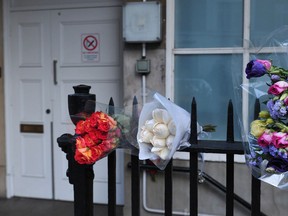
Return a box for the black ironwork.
[57,85,96,216]
[190,97,198,216]
[164,160,173,216]
[226,100,235,216]
[130,163,267,216]
[252,98,261,216]
[108,97,116,216]
[131,96,140,216]
[57,87,262,216]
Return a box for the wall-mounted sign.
[81,33,100,62]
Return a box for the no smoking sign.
[81,33,100,62]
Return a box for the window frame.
[166,0,287,162]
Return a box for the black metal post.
[165,160,173,216]
[226,100,235,216]
[190,97,198,216]
[108,97,116,216]
[131,96,140,216]
[57,85,96,216]
[251,98,261,216]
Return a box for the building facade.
[1,0,288,215]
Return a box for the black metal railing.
[123,97,264,216]
[58,85,264,216]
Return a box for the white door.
[9,7,124,204]
[51,8,124,204]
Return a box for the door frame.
[3,0,124,199]
[4,0,15,198]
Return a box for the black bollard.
[57,84,96,216]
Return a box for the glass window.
[175,0,243,48]
[172,0,288,143]
[174,55,242,140]
[250,0,288,44]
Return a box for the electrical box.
[123,1,162,43]
[136,59,150,74]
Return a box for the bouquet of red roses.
[73,111,121,164]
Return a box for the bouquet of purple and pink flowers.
[244,59,288,189]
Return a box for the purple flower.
[262,146,270,154]
[269,145,278,156]
[271,74,281,82]
[278,149,288,159]
[245,59,271,79]
[280,107,287,115]
[274,100,282,110]
[266,99,287,119]
[266,157,288,172]
[257,156,263,163]
[250,151,256,158]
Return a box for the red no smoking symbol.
[83,35,98,51]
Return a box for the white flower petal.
[153,123,170,139]
[168,120,176,135]
[151,136,166,147]
[140,129,153,143]
[159,147,170,160]
[152,108,171,124]
[166,135,175,149]
[151,147,163,153]
[144,119,156,131]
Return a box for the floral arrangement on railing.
[70,91,215,169]
[74,111,122,164]
[139,108,178,160]
[244,59,288,188]
[137,92,215,170]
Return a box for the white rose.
[151,146,163,153]
[140,128,153,143]
[151,136,166,147]
[166,135,175,149]
[144,119,156,131]
[152,108,171,124]
[153,123,170,139]
[159,147,170,160]
[168,120,176,135]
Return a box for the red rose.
[73,111,121,164]
[94,129,108,140]
[75,120,86,134]
[74,143,104,164]
[88,130,102,144]
[89,112,99,127]
[98,121,111,132]
[83,134,96,147]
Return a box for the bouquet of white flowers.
[137,93,207,170]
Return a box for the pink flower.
[257,59,272,70]
[271,132,288,148]
[268,81,288,95]
[257,132,272,147]
[284,97,288,106]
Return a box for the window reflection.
[174,55,242,140]
[175,0,243,48]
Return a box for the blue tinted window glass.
[251,0,288,45]
[175,0,243,48]
[174,55,242,140]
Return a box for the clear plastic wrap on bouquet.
[234,26,288,190]
[137,92,204,170]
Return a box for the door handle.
[53,60,58,85]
